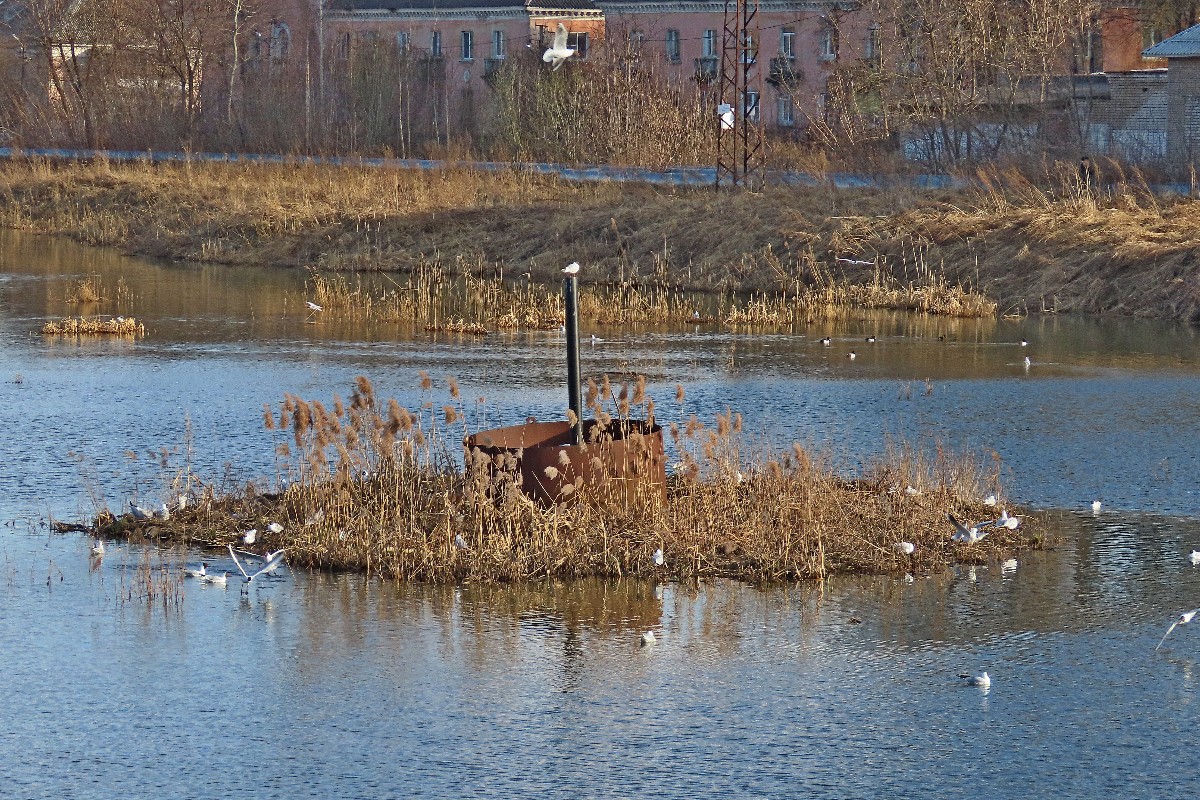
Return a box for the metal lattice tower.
[715,0,765,191]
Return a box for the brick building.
[1143,23,1200,171]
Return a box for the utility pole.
[716,0,764,190]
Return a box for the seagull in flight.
[562,261,581,275]
[949,513,989,543]
[228,544,286,591]
[1157,608,1200,650]
[543,23,576,71]
[306,301,323,312]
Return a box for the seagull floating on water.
[653,547,665,566]
[960,671,991,688]
[1190,551,1200,567]
[562,261,581,275]
[1091,500,1102,513]
[201,571,228,587]
[90,539,105,557]
[184,562,208,579]
[1001,558,1018,572]
[1157,608,1200,650]
[820,337,832,346]
[1020,339,1028,347]
[866,336,876,343]
[640,631,657,647]
[542,23,577,71]
[847,351,857,360]
[1023,356,1032,368]
[894,541,915,555]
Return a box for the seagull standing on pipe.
[563,261,581,275]
[543,23,576,71]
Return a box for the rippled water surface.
[3,229,1200,798]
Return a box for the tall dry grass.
[91,375,1033,584]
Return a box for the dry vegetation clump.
[89,375,1035,585]
[41,316,145,337]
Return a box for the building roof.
[328,0,598,10]
[1143,22,1200,58]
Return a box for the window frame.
[461,29,474,61]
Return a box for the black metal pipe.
[564,275,583,445]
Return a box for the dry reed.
[41,316,145,337]
[90,374,1036,585]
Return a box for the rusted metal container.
[465,418,666,506]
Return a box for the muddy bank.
[2,159,1197,321]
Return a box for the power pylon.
[716,0,765,190]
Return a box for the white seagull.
[201,571,229,587]
[562,261,581,275]
[306,301,323,312]
[184,562,208,579]
[894,541,915,555]
[653,547,665,566]
[820,337,832,346]
[949,513,989,544]
[1157,608,1200,650]
[128,500,153,521]
[983,494,997,507]
[960,671,991,688]
[997,509,1022,530]
[1091,500,1102,513]
[904,485,920,497]
[847,351,857,360]
[542,23,576,71]
[233,549,287,576]
[243,528,258,545]
[267,521,284,535]
[1190,551,1200,567]
[866,336,876,343]
[158,502,170,521]
[454,533,470,550]
[640,631,657,647]
[1023,356,1032,368]
[1001,558,1018,572]
[90,539,106,557]
[1020,339,1029,347]
[228,544,285,591]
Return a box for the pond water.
[3,228,1200,798]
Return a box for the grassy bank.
[87,376,1034,585]
[1,158,1194,321]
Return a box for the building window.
[703,29,718,58]
[819,26,838,61]
[865,24,880,61]
[461,30,474,61]
[780,29,795,59]
[492,30,505,59]
[396,31,409,55]
[744,90,759,122]
[777,96,794,126]
[741,32,756,64]
[568,31,588,57]
[666,29,681,63]
[431,30,442,57]
[270,22,290,62]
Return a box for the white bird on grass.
[1157,608,1200,650]
[228,544,285,592]
[836,257,874,266]
[894,541,915,555]
[454,533,470,550]
[983,494,997,507]
[904,485,920,497]
[960,671,991,688]
[996,509,1022,530]
[949,513,989,544]
[184,562,208,579]
[640,631,657,647]
[267,521,284,535]
[542,23,576,71]
[128,500,153,521]
[1190,550,1200,567]
[653,547,665,566]
[158,502,170,521]
[562,261,581,275]
[243,528,258,545]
